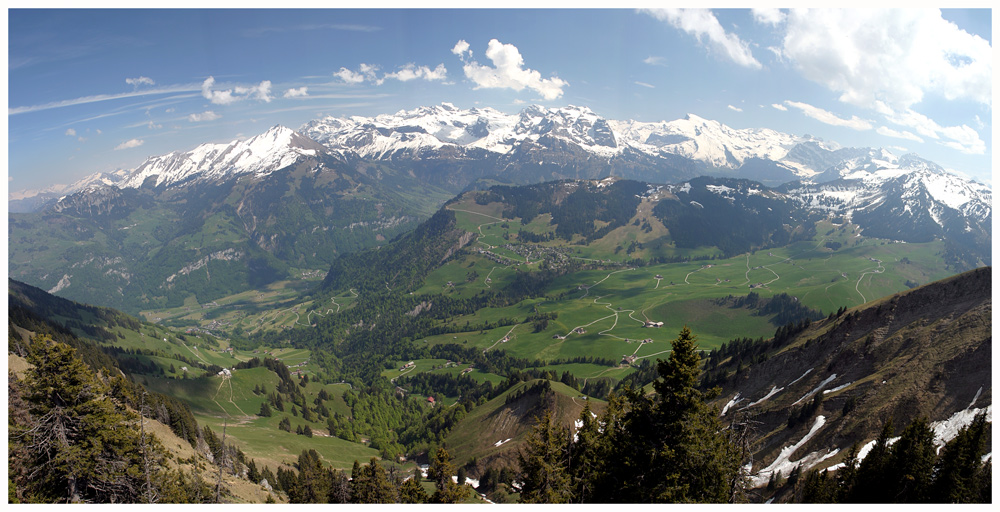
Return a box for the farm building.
[644,321,664,328]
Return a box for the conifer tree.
[11,337,169,503]
[518,411,572,503]
[649,326,743,503]
[886,417,936,502]
[428,446,469,503]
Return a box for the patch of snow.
[930,405,992,453]
[721,393,741,416]
[787,369,814,387]
[792,374,837,406]
[706,184,734,195]
[752,416,831,487]
[493,438,512,447]
[689,200,704,209]
[823,382,853,395]
[678,182,691,194]
[746,386,784,408]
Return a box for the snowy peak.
[119,125,323,189]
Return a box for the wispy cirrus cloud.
[876,126,924,143]
[727,104,743,112]
[126,76,155,88]
[243,23,381,38]
[771,103,788,111]
[635,81,655,89]
[188,110,221,122]
[453,39,568,100]
[784,101,873,131]
[643,56,667,67]
[8,85,201,115]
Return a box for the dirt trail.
[483,324,518,353]
[855,258,884,303]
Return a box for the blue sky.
[6,7,994,193]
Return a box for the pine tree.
[399,476,429,503]
[429,446,469,503]
[517,411,571,503]
[885,417,936,502]
[11,337,168,503]
[258,401,272,417]
[649,326,743,503]
[850,419,894,502]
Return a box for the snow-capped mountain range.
[300,103,825,174]
[12,103,990,244]
[119,125,325,189]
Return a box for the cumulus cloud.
[643,8,762,69]
[771,103,788,111]
[188,110,221,122]
[451,40,471,58]
[284,86,309,98]
[114,138,144,150]
[201,76,272,105]
[781,9,991,110]
[65,128,76,136]
[126,76,155,87]
[876,126,924,143]
[336,62,446,85]
[784,101,873,131]
[335,67,368,84]
[455,39,568,100]
[382,63,448,84]
[635,81,655,89]
[643,56,667,67]
[752,8,786,26]
[727,104,743,112]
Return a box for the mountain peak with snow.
[118,125,323,189]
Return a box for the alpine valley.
[8,104,992,504]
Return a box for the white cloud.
[201,76,272,105]
[382,63,448,84]
[65,128,76,136]
[878,105,986,154]
[456,39,568,100]
[335,67,368,84]
[165,107,175,113]
[284,86,309,98]
[727,104,743,112]
[643,56,667,67]
[785,100,873,131]
[771,103,788,111]
[147,121,162,130]
[635,81,655,89]
[876,126,924,143]
[114,138,144,150]
[188,110,221,122]
[77,137,86,142]
[752,8,786,26]
[781,9,991,110]
[126,76,155,87]
[337,62,445,86]
[643,8,762,69]
[451,40,471,58]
